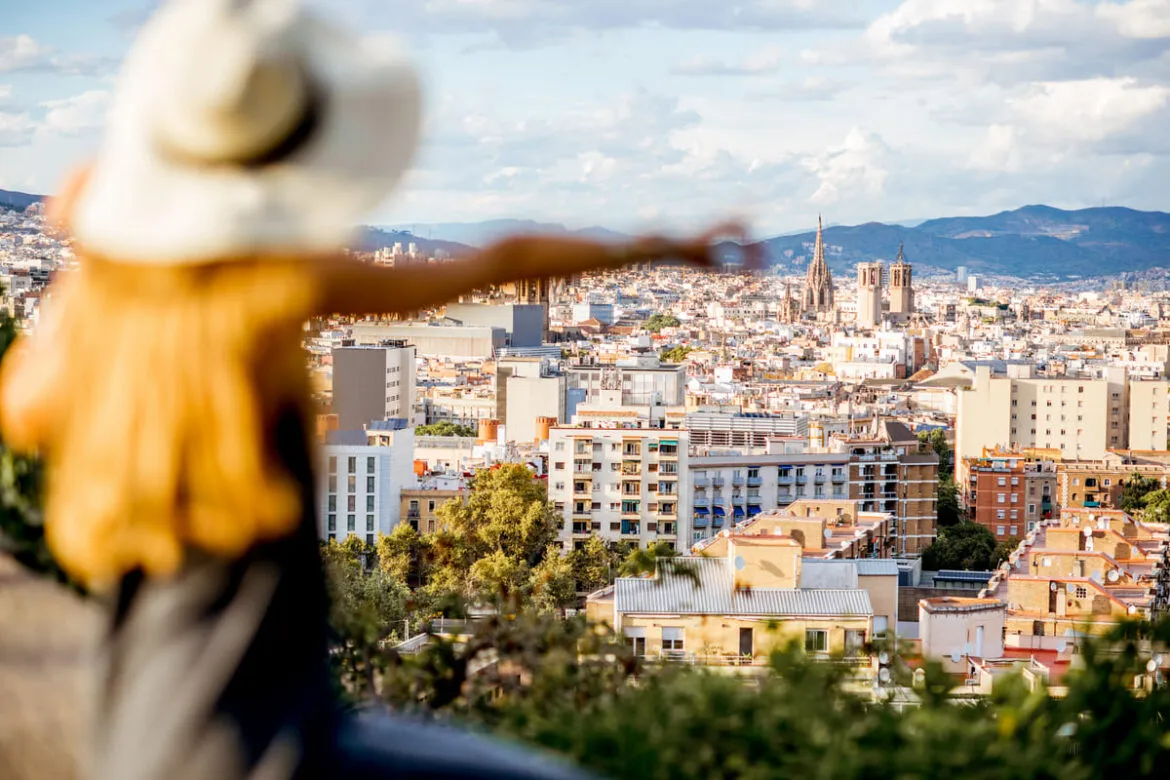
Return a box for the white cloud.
[0,35,53,73]
[803,128,890,205]
[1010,77,1170,143]
[671,46,784,76]
[39,90,112,136]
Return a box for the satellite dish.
[1148,659,1159,673]
[1107,570,1120,582]
[878,651,889,665]
[951,651,962,664]
[824,528,833,539]
[1089,571,1103,584]
[1066,583,1077,594]
[734,555,746,571]
[1050,581,1059,592]
[1083,527,1093,537]
[878,668,891,683]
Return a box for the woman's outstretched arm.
[314,224,751,318]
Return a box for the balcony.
[777,493,795,504]
[571,522,590,535]
[814,473,827,484]
[712,476,726,487]
[693,495,710,507]
[832,473,846,484]
[659,523,676,536]
[621,463,641,477]
[796,475,809,485]
[747,494,762,505]
[694,477,710,489]
[732,476,746,487]
[620,521,640,536]
[777,474,794,486]
[658,441,680,459]
[658,508,678,519]
[747,476,763,487]
[731,494,746,505]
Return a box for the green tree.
[1141,488,1170,524]
[917,428,953,479]
[0,308,62,583]
[936,477,961,527]
[424,464,558,599]
[991,536,1019,569]
[416,421,477,437]
[528,545,578,613]
[1121,472,1162,513]
[921,522,997,571]
[570,534,621,593]
[642,313,680,333]
[618,540,678,577]
[659,345,693,364]
[376,522,424,586]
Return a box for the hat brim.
[71,9,422,264]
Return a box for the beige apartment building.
[955,365,1169,483]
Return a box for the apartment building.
[331,342,417,431]
[565,354,687,407]
[317,424,415,544]
[400,487,468,534]
[985,509,1170,649]
[955,364,1159,482]
[687,454,851,544]
[964,451,1057,540]
[549,427,690,550]
[1055,450,1170,511]
[586,534,873,666]
[1127,379,1170,450]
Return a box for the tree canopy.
[416,421,477,437]
[921,522,999,571]
[917,428,953,479]
[659,345,693,364]
[642,313,680,333]
[1121,472,1163,513]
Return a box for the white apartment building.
[1128,379,1170,451]
[549,428,690,551]
[566,355,687,407]
[956,364,1131,480]
[688,454,851,544]
[317,425,415,545]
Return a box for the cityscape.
[3,0,1170,778]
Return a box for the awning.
[747,506,762,516]
[694,507,709,515]
[733,507,745,517]
[713,506,726,516]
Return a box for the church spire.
[801,214,834,315]
[895,241,905,264]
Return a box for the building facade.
[964,452,1057,540]
[331,342,416,431]
[317,426,415,545]
[855,261,882,328]
[549,427,690,550]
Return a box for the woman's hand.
[622,220,763,271]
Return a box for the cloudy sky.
[2,0,1169,235]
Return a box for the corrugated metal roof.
[854,559,899,576]
[615,558,873,617]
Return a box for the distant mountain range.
[762,205,1170,281]
[0,189,42,212]
[5,188,1165,280]
[377,219,629,248]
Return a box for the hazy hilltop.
[0,189,43,212]
[762,205,1170,280]
[378,219,629,248]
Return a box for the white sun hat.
[70,0,422,264]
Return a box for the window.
[366,533,374,546]
[347,475,356,493]
[366,476,375,493]
[554,462,565,471]
[662,627,684,652]
[367,457,375,474]
[997,493,1006,503]
[328,475,337,493]
[327,514,336,532]
[1009,526,1018,536]
[805,629,828,653]
[997,509,1006,520]
[428,500,436,512]
[328,533,336,542]
[997,525,1005,536]
[998,477,1006,486]
[327,495,336,512]
[366,495,375,512]
[1075,586,1087,599]
[1028,504,1036,514]
[347,456,356,473]
[328,456,337,474]
[555,482,565,491]
[366,514,375,532]
[346,514,356,532]
[554,441,565,451]
[347,495,356,512]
